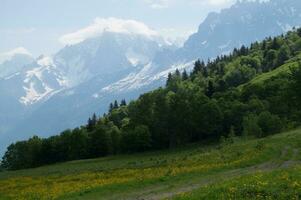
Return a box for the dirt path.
[119,147,301,200]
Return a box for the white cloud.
[207,0,235,6]
[191,0,270,7]
[59,18,160,45]
[159,28,196,47]
[189,0,235,7]
[144,0,236,9]
[144,0,169,9]
[0,47,32,64]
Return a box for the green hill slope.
[1,24,301,200]
[0,128,300,200]
[2,29,301,171]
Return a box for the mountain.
[0,30,168,154]
[1,0,301,155]
[98,0,301,94]
[0,54,34,78]
[180,0,301,61]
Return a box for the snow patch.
[100,61,194,93]
[3,72,20,80]
[37,56,54,67]
[126,48,149,67]
[92,93,99,98]
[20,83,54,105]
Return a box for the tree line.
[2,28,301,170]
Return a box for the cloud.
[0,47,32,63]
[144,0,236,9]
[159,28,196,46]
[189,0,235,7]
[207,0,235,6]
[59,18,160,45]
[144,0,169,9]
[190,0,270,7]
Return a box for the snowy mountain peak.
[0,51,34,78]
[0,47,32,64]
[59,18,162,46]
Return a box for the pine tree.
[113,100,119,109]
[202,67,208,78]
[205,80,214,98]
[109,103,114,112]
[271,38,280,50]
[298,28,301,37]
[193,60,202,74]
[120,99,127,106]
[175,69,180,77]
[92,113,97,126]
[277,45,290,66]
[87,113,97,131]
[261,40,267,50]
[166,73,173,86]
[182,70,188,80]
[240,45,248,55]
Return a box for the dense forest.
[2,28,301,170]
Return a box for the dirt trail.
[118,147,301,200]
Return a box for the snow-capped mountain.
[181,0,301,61]
[0,52,34,78]
[1,0,301,155]
[0,26,169,154]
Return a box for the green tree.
[297,28,301,37]
[205,80,215,98]
[258,112,283,136]
[277,45,290,66]
[114,100,119,109]
[120,99,127,106]
[109,103,114,112]
[243,114,262,138]
[121,125,152,152]
[182,69,189,80]
[87,113,97,131]
[89,124,112,157]
[289,64,301,108]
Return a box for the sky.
[0,0,236,58]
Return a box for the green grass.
[172,166,301,200]
[0,128,300,200]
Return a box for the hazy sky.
[0,0,236,57]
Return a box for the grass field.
[0,128,300,200]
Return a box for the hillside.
[0,27,301,199]
[0,128,300,199]
[2,27,301,170]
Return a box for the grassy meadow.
[0,128,300,200]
